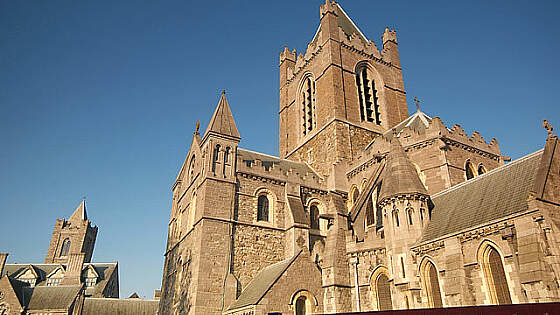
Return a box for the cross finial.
[543,120,554,138]
[221,89,226,96]
[413,97,420,112]
[195,120,200,134]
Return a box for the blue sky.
[1,0,558,299]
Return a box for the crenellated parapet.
[236,149,325,189]
[279,46,296,64]
[444,123,501,158]
[382,27,397,45]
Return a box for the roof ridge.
[431,149,544,199]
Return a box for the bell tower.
[45,200,98,264]
[279,0,409,178]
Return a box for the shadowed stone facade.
[158,1,560,314]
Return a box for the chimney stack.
[0,253,8,277]
[61,253,85,285]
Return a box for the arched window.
[212,144,221,173]
[291,290,316,315]
[300,75,316,136]
[478,164,486,175]
[356,64,381,125]
[393,210,400,227]
[352,187,360,205]
[295,295,307,315]
[310,204,320,230]
[421,260,443,308]
[465,160,475,180]
[480,245,512,305]
[407,209,414,225]
[59,238,71,257]
[257,195,269,222]
[188,156,196,182]
[223,147,231,176]
[376,273,393,311]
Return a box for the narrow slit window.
[212,144,221,173]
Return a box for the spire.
[378,137,428,203]
[203,90,240,141]
[69,199,87,223]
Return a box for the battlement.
[382,27,397,44]
[279,46,296,64]
[236,149,324,188]
[320,0,338,18]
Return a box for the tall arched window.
[481,245,512,305]
[188,156,196,182]
[376,273,393,311]
[407,209,414,225]
[309,204,320,230]
[478,164,486,175]
[212,144,221,173]
[421,260,443,308]
[59,238,71,257]
[356,64,381,125]
[300,74,316,136]
[257,195,269,222]
[393,210,400,227]
[365,197,375,227]
[465,160,475,180]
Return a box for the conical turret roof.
[203,91,240,140]
[69,200,87,223]
[379,137,428,203]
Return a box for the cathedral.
[158,1,560,314]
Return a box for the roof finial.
[543,120,554,138]
[413,97,420,112]
[221,89,226,96]
[195,120,200,134]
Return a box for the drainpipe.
[349,256,360,312]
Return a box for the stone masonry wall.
[232,225,285,289]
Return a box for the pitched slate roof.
[419,149,544,244]
[69,200,87,222]
[203,91,240,140]
[228,251,302,311]
[25,285,82,310]
[312,2,368,44]
[82,298,159,315]
[378,137,428,203]
[287,196,308,225]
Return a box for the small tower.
[378,137,430,309]
[45,200,98,264]
[159,91,241,315]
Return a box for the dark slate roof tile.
[419,149,543,243]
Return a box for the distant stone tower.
[279,0,409,177]
[45,200,98,264]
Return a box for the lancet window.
[356,65,381,124]
[300,75,316,136]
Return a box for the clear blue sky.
[1,0,558,299]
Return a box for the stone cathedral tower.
[279,0,408,178]
[45,200,98,264]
